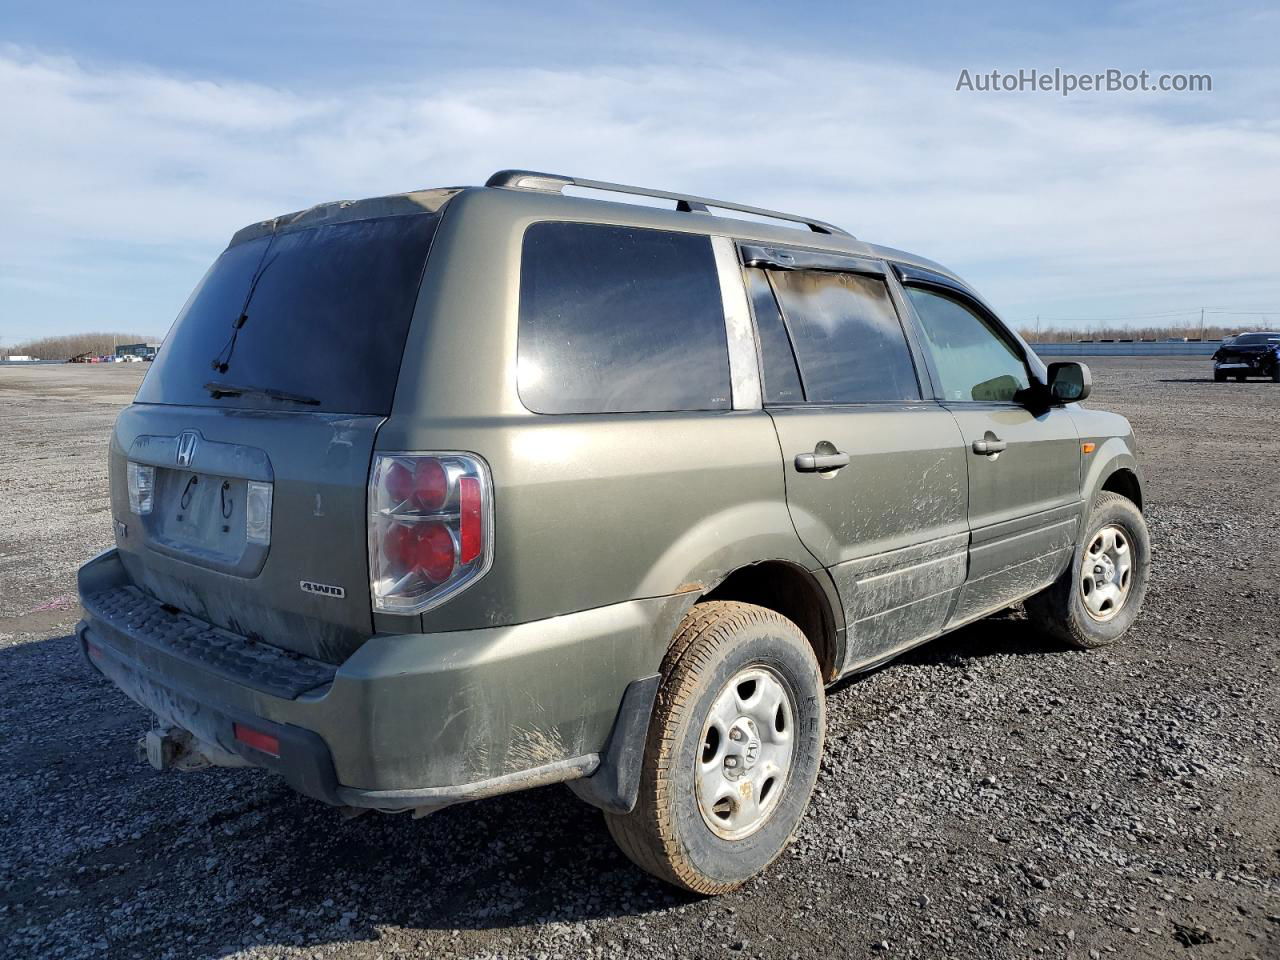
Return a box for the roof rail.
[485,169,852,237]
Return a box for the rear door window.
[904,286,1030,402]
[768,270,921,403]
[517,222,731,414]
[137,214,440,415]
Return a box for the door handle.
[795,451,851,473]
[972,437,1008,456]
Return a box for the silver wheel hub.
[722,718,761,780]
[1080,523,1133,622]
[696,666,795,840]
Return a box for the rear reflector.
[233,723,280,757]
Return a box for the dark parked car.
[1213,332,1280,381]
[77,170,1149,893]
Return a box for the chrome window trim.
[712,235,763,411]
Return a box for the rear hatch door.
[112,202,449,663]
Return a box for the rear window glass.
[137,214,440,414]
[769,270,920,403]
[517,222,731,414]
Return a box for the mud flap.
[568,674,660,814]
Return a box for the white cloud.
[1,43,1278,337]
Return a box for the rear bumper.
[1215,356,1274,371]
[78,549,686,810]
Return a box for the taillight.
[127,462,154,515]
[368,453,492,614]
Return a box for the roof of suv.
[226,170,965,286]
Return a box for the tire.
[1271,366,1279,383]
[1026,492,1150,649]
[1236,373,1247,382]
[1213,370,1226,382]
[605,601,825,895]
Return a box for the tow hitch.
[137,726,249,772]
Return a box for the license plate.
[162,471,246,547]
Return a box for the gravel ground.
[0,358,1276,960]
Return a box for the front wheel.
[1026,492,1151,649]
[1213,370,1226,382]
[605,601,825,894]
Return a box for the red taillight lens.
[384,458,448,510]
[459,476,482,565]
[384,522,455,581]
[369,454,491,614]
[385,462,414,505]
[233,723,280,757]
[414,522,456,583]
[411,459,448,510]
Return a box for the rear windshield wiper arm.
[203,381,321,406]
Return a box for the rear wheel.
[605,601,825,894]
[1026,492,1150,649]
[1213,370,1226,382]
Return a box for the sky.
[1,0,1278,347]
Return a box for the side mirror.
[1047,361,1091,404]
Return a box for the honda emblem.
[176,431,199,467]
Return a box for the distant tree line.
[1017,323,1251,343]
[8,332,160,361]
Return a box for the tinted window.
[905,287,1029,403]
[768,270,920,403]
[744,268,803,404]
[137,214,439,414]
[518,222,731,414]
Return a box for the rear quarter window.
[517,222,731,414]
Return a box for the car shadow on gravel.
[900,610,1073,665]
[0,632,689,959]
[826,609,1075,696]
[1154,377,1274,384]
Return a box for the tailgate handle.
[795,451,851,473]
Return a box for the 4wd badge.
[300,580,345,599]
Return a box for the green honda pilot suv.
[77,170,1149,893]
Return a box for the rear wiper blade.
[203,381,320,406]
